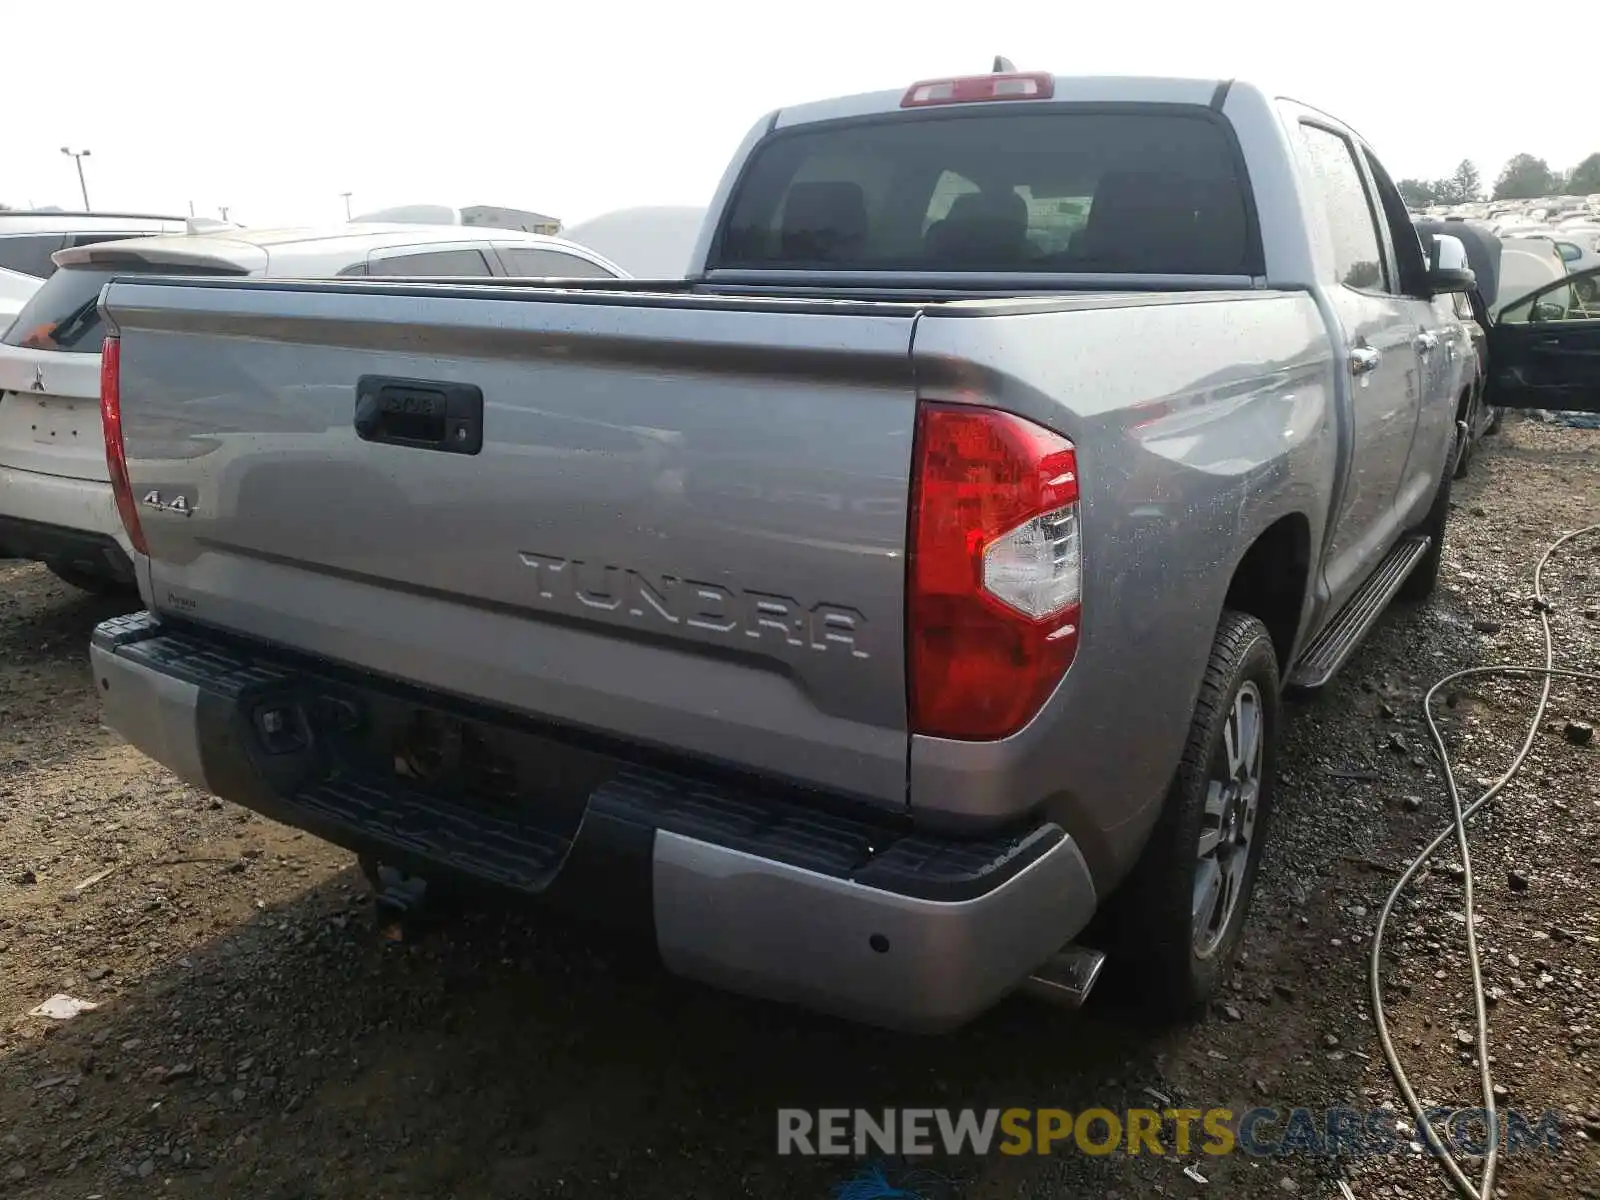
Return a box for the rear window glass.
[0,234,65,279]
[712,108,1257,275]
[2,264,243,353]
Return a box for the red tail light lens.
[901,72,1055,108]
[908,402,1081,740]
[100,335,148,556]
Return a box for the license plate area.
[25,394,93,447]
[285,684,615,842]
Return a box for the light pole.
[340,192,353,220]
[218,206,230,222]
[60,147,91,210]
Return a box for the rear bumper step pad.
[92,612,1098,1030]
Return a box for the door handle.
[354,376,484,455]
[1349,346,1382,376]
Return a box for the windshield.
[711,106,1259,276]
[2,263,245,354]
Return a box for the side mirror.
[1426,233,1476,294]
[1555,241,1582,264]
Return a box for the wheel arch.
[1221,512,1313,674]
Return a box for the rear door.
[1292,122,1427,607]
[1486,265,1600,413]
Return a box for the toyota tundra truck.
[88,71,1500,1032]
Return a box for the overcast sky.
[4,1,1592,227]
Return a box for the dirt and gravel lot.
[1,416,1597,1200]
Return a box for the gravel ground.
[1,415,1596,1200]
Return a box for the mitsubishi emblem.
[30,365,45,392]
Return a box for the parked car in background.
[0,211,191,281]
[0,266,40,333]
[1550,227,1600,279]
[0,223,627,593]
[1415,218,1505,461]
[1494,236,1569,317]
[91,72,1485,1032]
[350,204,563,236]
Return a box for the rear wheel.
[1454,391,1476,478]
[1397,466,1452,603]
[1099,611,1280,1019]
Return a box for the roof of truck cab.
[774,74,1234,128]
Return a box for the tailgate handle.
[354,376,483,455]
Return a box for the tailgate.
[102,280,919,806]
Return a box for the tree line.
[1400,153,1600,207]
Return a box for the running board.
[1289,535,1431,690]
[1021,945,1106,1009]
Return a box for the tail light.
[908,402,1081,740]
[100,336,148,556]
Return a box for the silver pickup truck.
[90,72,1513,1033]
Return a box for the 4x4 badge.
[142,490,195,517]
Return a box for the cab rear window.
[712,107,1259,276]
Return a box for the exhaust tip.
[1021,945,1106,1009]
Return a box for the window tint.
[1296,125,1387,292]
[499,247,615,278]
[0,234,66,279]
[1499,279,1580,325]
[714,109,1257,275]
[368,248,492,276]
[2,263,246,353]
[1360,150,1427,297]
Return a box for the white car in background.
[0,223,628,593]
[1492,235,1570,318]
[0,210,192,280]
[0,266,40,332]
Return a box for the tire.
[45,563,135,596]
[1453,392,1475,479]
[1397,465,1452,603]
[1098,611,1281,1020]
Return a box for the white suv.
[0,211,192,279]
[0,223,628,592]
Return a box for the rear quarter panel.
[909,291,1336,885]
